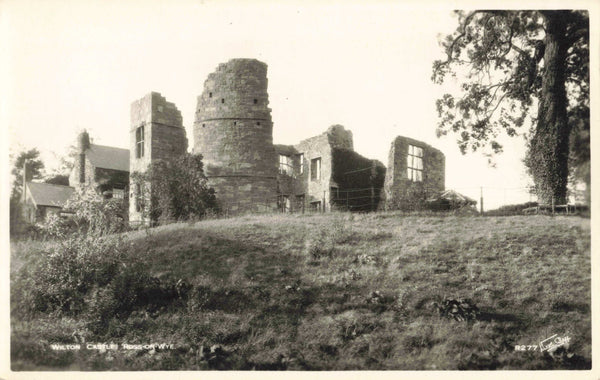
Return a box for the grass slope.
[11,213,591,370]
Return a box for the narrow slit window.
[311,157,321,181]
[253,99,258,104]
[135,125,144,158]
[221,98,225,104]
[209,92,212,98]
[298,153,305,174]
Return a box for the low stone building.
[21,130,130,224]
[69,130,130,199]
[22,160,74,223]
[381,136,445,211]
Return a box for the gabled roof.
[26,182,75,208]
[428,189,477,205]
[86,144,129,172]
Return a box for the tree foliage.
[131,153,218,224]
[62,186,129,236]
[432,10,589,204]
[10,149,45,236]
[11,148,45,199]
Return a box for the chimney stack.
[22,159,32,202]
[78,130,90,153]
[77,130,90,184]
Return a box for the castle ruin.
[21,58,447,224]
[129,92,188,223]
[381,136,445,210]
[193,59,278,214]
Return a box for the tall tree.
[11,148,45,200]
[10,149,45,233]
[432,10,589,204]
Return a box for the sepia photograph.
[2,0,596,377]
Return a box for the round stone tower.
[193,59,278,213]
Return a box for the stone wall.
[129,92,187,222]
[331,150,386,211]
[275,144,303,200]
[193,59,278,214]
[293,133,335,211]
[382,136,445,211]
[274,125,384,213]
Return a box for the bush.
[85,268,183,335]
[484,202,539,216]
[131,153,219,224]
[37,213,77,239]
[12,234,125,317]
[64,186,128,235]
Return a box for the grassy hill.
[10,212,591,370]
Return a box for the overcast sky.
[3,0,596,210]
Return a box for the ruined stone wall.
[129,92,187,222]
[293,133,335,211]
[273,125,363,212]
[193,59,277,214]
[331,150,386,211]
[275,145,309,212]
[382,136,445,211]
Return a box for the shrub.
[130,153,219,224]
[64,186,128,235]
[484,201,538,216]
[38,213,77,239]
[303,216,355,260]
[304,230,335,260]
[12,234,125,317]
[85,268,182,335]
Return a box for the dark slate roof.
[27,182,75,207]
[86,144,129,172]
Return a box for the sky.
[2,0,595,210]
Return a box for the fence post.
[370,186,375,212]
[551,196,555,214]
[346,191,349,211]
[480,187,484,215]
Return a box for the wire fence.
[128,184,588,227]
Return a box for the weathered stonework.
[293,132,335,211]
[275,125,385,212]
[382,136,445,211]
[193,59,278,214]
[129,92,187,223]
